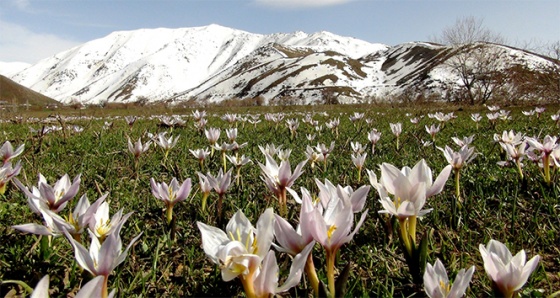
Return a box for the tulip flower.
[423,259,475,298]
[526,135,558,184]
[368,129,382,154]
[522,110,535,117]
[438,145,476,204]
[154,132,179,162]
[228,141,247,157]
[370,159,451,284]
[31,275,116,298]
[390,122,402,150]
[192,109,207,122]
[286,118,299,139]
[198,209,270,288]
[226,128,238,142]
[451,135,474,148]
[315,141,334,172]
[349,112,364,123]
[213,142,234,171]
[251,245,313,298]
[205,128,221,156]
[350,141,366,154]
[127,137,150,178]
[535,106,545,118]
[499,141,527,179]
[479,239,541,298]
[222,113,238,126]
[305,145,324,172]
[258,153,306,216]
[196,172,213,212]
[89,202,133,242]
[227,154,252,186]
[0,161,22,195]
[127,137,151,159]
[1,141,24,165]
[206,169,233,223]
[425,124,440,143]
[13,194,104,242]
[470,113,482,129]
[124,115,137,128]
[15,173,81,213]
[198,208,313,298]
[189,148,210,170]
[274,190,320,296]
[150,177,192,225]
[551,113,560,127]
[314,178,370,214]
[494,130,524,146]
[66,229,142,298]
[276,148,292,161]
[306,192,368,297]
[351,153,367,182]
[259,143,283,157]
[325,118,340,137]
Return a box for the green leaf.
[335,261,351,298]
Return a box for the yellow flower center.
[228,228,257,253]
[327,225,337,240]
[221,256,247,275]
[168,188,175,201]
[439,280,451,295]
[96,219,111,238]
[394,197,402,209]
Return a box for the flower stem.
[407,216,417,246]
[217,193,224,226]
[241,271,257,298]
[516,159,524,180]
[305,252,320,297]
[398,218,412,256]
[222,151,227,172]
[102,275,109,298]
[166,205,174,225]
[543,154,551,184]
[201,193,208,212]
[454,169,461,203]
[326,251,336,298]
[279,187,287,217]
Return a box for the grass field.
[0,103,559,297]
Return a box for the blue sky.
[0,0,558,63]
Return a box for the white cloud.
[254,0,353,9]
[0,21,82,64]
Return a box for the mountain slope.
[0,75,59,106]
[9,24,386,105]
[6,25,559,105]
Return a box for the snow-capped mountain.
[0,62,31,77]
[8,24,386,104]
[5,24,559,105]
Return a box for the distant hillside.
[0,75,59,106]
[6,24,560,105]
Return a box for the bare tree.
[431,16,506,45]
[430,17,508,104]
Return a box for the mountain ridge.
[3,24,558,105]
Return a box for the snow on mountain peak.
[7,25,387,104]
[4,24,555,106]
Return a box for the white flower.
[479,239,541,298]
[423,258,475,298]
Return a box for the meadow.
[0,103,558,297]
